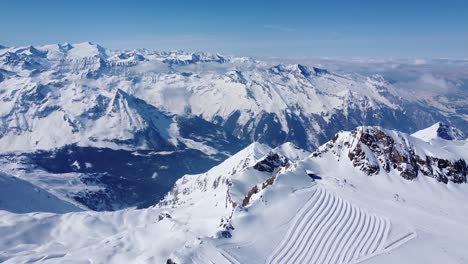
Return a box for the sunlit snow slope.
[0,125,466,264]
[0,172,82,213]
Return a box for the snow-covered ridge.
[0,42,235,70]
[313,125,467,183]
[1,42,465,151]
[412,121,466,141]
[157,142,307,236]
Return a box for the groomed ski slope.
[0,133,466,264]
[266,187,390,264]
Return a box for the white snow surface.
[1,127,467,263]
[1,42,465,151]
[338,126,467,162]
[0,172,82,214]
[274,142,311,160]
[412,122,466,141]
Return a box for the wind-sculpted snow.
[267,188,391,264]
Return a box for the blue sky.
[1,0,467,58]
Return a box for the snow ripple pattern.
[266,187,390,264]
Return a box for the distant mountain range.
[0,42,467,211]
[1,42,466,152]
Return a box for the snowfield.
[0,125,467,264]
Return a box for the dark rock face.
[166,259,177,264]
[347,128,420,180]
[242,185,259,207]
[253,153,288,173]
[158,212,172,221]
[220,230,232,238]
[435,122,466,140]
[315,127,467,184]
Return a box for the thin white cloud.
[406,73,455,93]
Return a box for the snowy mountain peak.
[93,88,177,150]
[158,141,303,208]
[107,88,133,113]
[192,52,226,63]
[60,42,73,50]
[311,66,330,76]
[67,41,107,59]
[412,122,466,141]
[314,126,467,183]
[269,63,329,78]
[23,45,46,56]
[161,51,227,65]
[157,141,303,235]
[202,142,272,177]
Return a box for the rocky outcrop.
[242,155,291,206]
[253,152,289,173]
[166,258,177,264]
[314,127,467,184]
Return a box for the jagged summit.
[269,64,331,78]
[185,141,272,180]
[412,122,466,141]
[158,50,228,65]
[313,126,467,183]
